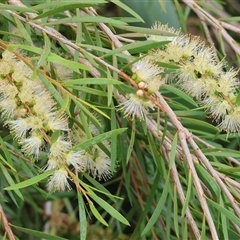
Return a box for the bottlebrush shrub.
[1,1,240,240]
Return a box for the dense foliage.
[0,1,240,239]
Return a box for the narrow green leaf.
[181,172,192,217]
[148,133,167,176]
[202,148,240,158]
[69,86,107,96]
[78,192,87,240]
[220,16,240,22]
[102,40,169,58]
[174,0,187,33]
[115,25,178,35]
[158,61,179,69]
[33,3,106,20]
[166,197,172,240]
[141,173,170,236]
[220,196,229,240]
[126,118,135,164]
[47,54,90,72]
[0,162,23,200]
[6,189,19,208]
[78,110,92,139]
[9,44,90,73]
[200,216,206,240]
[0,136,13,166]
[198,2,228,16]
[163,84,198,107]
[0,155,16,172]
[169,133,178,169]
[59,95,71,115]
[110,105,117,170]
[42,16,127,26]
[13,16,32,44]
[78,43,134,61]
[175,110,206,117]
[73,99,104,125]
[35,31,51,70]
[62,78,123,86]
[158,0,166,12]
[32,1,106,11]
[89,192,130,226]
[37,73,64,107]
[132,172,161,238]
[234,91,240,106]
[89,202,108,226]
[4,169,55,190]
[71,128,127,151]
[83,174,116,202]
[173,186,179,238]
[10,225,67,240]
[107,79,113,107]
[110,0,144,23]
[181,117,218,133]
[0,3,38,13]
[207,198,240,226]
[0,30,24,39]
[11,44,43,54]
[182,217,188,240]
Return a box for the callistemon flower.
[132,58,164,94]
[0,98,17,119]
[147,22,181,42]
[43,157,60,171]
[216,69,239,96]
[0,80,18,100]
[82,145,113,181]
[49,135,72,160]
[0,61,12,75]
[217,108,240,133]
[47,167,72,192]
[119,57,164,120]
[132,58,161,83]
[65,150,86,172]
[1,50,16,70]
[7,118,30,139]
[71,124,114,180]
[118,93,155,120]
[47,113,69,132]
[20,133,44,158]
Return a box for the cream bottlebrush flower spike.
[118,57,165,120]
[0,49,85,191]
[147,22,240,133]
[71,124,114,181]
[147,22,181,42]
[118,93,155,120]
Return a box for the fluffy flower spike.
[132,57,165,94]
[147,22,181,42]
[47,167,72,192]
[118,93,155,120]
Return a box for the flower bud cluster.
[0,50,112,191]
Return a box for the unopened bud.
[138,81,146,89]
[136,89,144,97]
